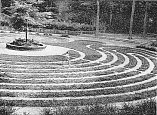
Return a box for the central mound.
[6,38,47,51]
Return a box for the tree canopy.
[0,0,156,34]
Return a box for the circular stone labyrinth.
[0,40,157,107]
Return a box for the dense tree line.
[0,0,157,34]
[68,0,157,34]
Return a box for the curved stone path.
[0,40,156,107]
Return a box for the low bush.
[60,34,70,38]
[136,45,157,52]
[151,40,157,47]
[0,106,15,115]
[136,41,157,52]
[41,99,156,115]
[120,99,156,115]
[44,22,94,31]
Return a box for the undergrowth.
[0,97,156,115]
[41,99,156,115]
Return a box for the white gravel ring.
[0,43,70,56]
[4,51,127,75]
[0,53,149,85]
[1,85,156,101]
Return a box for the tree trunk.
[0,0,2,28]
[129,0,136,39]
[110,4,113,27]
[143,1,149,38]
[95,0,100,38]
[26,19,28,42]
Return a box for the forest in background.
[0,0,157,34]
